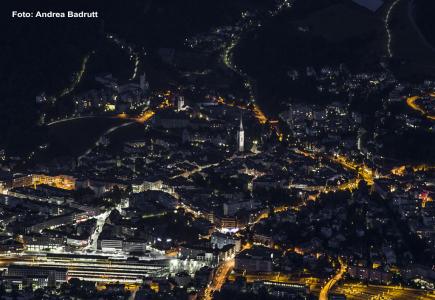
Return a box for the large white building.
[211,232,241,252]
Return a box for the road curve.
[319,258,347,300]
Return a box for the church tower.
[177,95,185,111]
[237,115,245,152]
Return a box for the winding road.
[47,115,103,126]
[319,258,347,300]
[406,95,435,120]
[57,52,93,99]
[385,0,401,58]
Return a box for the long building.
[6,253,205,284]
[11,174,76,190]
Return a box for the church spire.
[237,113,245,152]
[239,114,244,131]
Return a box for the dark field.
[233,1,385,116]
[388,0,435,81]
[42,117,129,159]
[414,0,435,47]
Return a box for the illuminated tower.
[237,115,245,152]
[177,95,185,111]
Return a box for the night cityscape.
[0,0,434,299]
